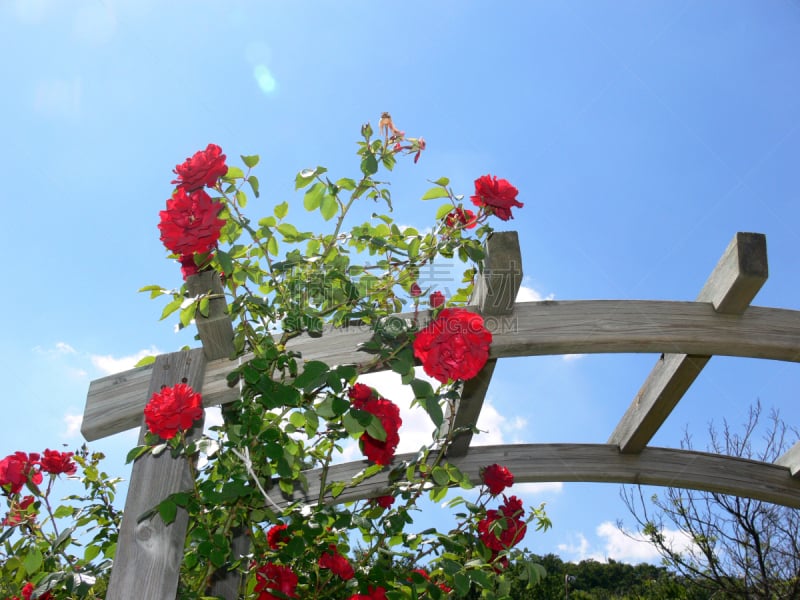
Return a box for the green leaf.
[248,175,260,197]
[158,499,178,525]
[125,445,150,463]
[454,572,470,596]
[274,201,289,219]
[225,166,245,180]
[417,395,444,428]
[410,378,434,399]
[84,544,101,563]
[361,153,378,176]
[435,203,454,220]
[134,355,156,368]
[295,166,326,190]
[364,414,386,442]
[180,302,196,327]
[432,466,449,487]
[433,176,450,186]
[241,154,260,168]
[267,236,279,256]
[160,296,183,321]
[217,249,234,275]
[53,505,74,519]
[304,182,325,211]
[343,412,364,436]
[336,177,356,191]
[421,186,450,201]
[236,189,248,208]
[320,194,337,221]
[294,360,329,393]
[289,411,305,429]
[408,237,420,259]
[23,548,43,575]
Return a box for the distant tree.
[621,402,800,599]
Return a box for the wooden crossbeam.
[447,231,522,457]
[264,444,800,509]
[609,233,768,454]
[83,299,800,440]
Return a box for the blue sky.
[2,0,800,565]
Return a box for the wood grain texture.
[83,300,800,440]
[186,272,242,599]
[446,231,523,456]
[265,444,800,509]
[610,233,768,453]
[106,349,206,600]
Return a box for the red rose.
[349,586,388,600]
[445,208,478,229]
[481,463,514,496]
[0,452,42,494]
[477,495,527,551]
[410,282,422,297]
[318,544,355,580]
[470,174,523,221]
[267,524,289,550]
[373,495,394,509]
[171,143,228,192]
[254,563,298,600]
[351,393,402,466]
[413,308,492,383]
[348,383,375,404]
[158,187,225,257]
[40,449,77,476]
[429,291,445,308]
[143,383,204,440]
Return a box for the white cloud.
[516,284,554,303]
[90,346,161,375]
[562,353,586,362]
[559,521,694,564]
[62,413,83,438]
[55,342,76,354]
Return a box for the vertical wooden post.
[106,348,206,599]
[186,272,246,600]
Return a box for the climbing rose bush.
[2,119,551,599]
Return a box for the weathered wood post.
[106,271,239,600]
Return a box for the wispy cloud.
[62,413,82,438]
[558,521,693,564]
[516,284,554,303]
[90,346,161,375]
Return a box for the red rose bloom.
[158,187,225,257]
[481,463,514,496]
[348,383,375,404]
[470,174,523,221]
[373,495,394,509]
[254,563,298,600]
[477,495,527,551]
[143,383,204,440]
[413,308,492,383]
[429,291,445,308]
[349,586,388,600]
[351,393,402,466]
[445,207,478,229]
[267,524,289,550]
[172,143,228,192]
[410,282,422,297]
[0,452,42,495]
[40,449,77,476]
[3,495,35,527]
[318,544,355,580]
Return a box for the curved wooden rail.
[267,444,800,509]
[83,300,800,441]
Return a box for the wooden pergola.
[82,231,800,598]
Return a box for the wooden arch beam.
[83,299,800,441]
[266,444,800,510]
[609,232,768,453]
